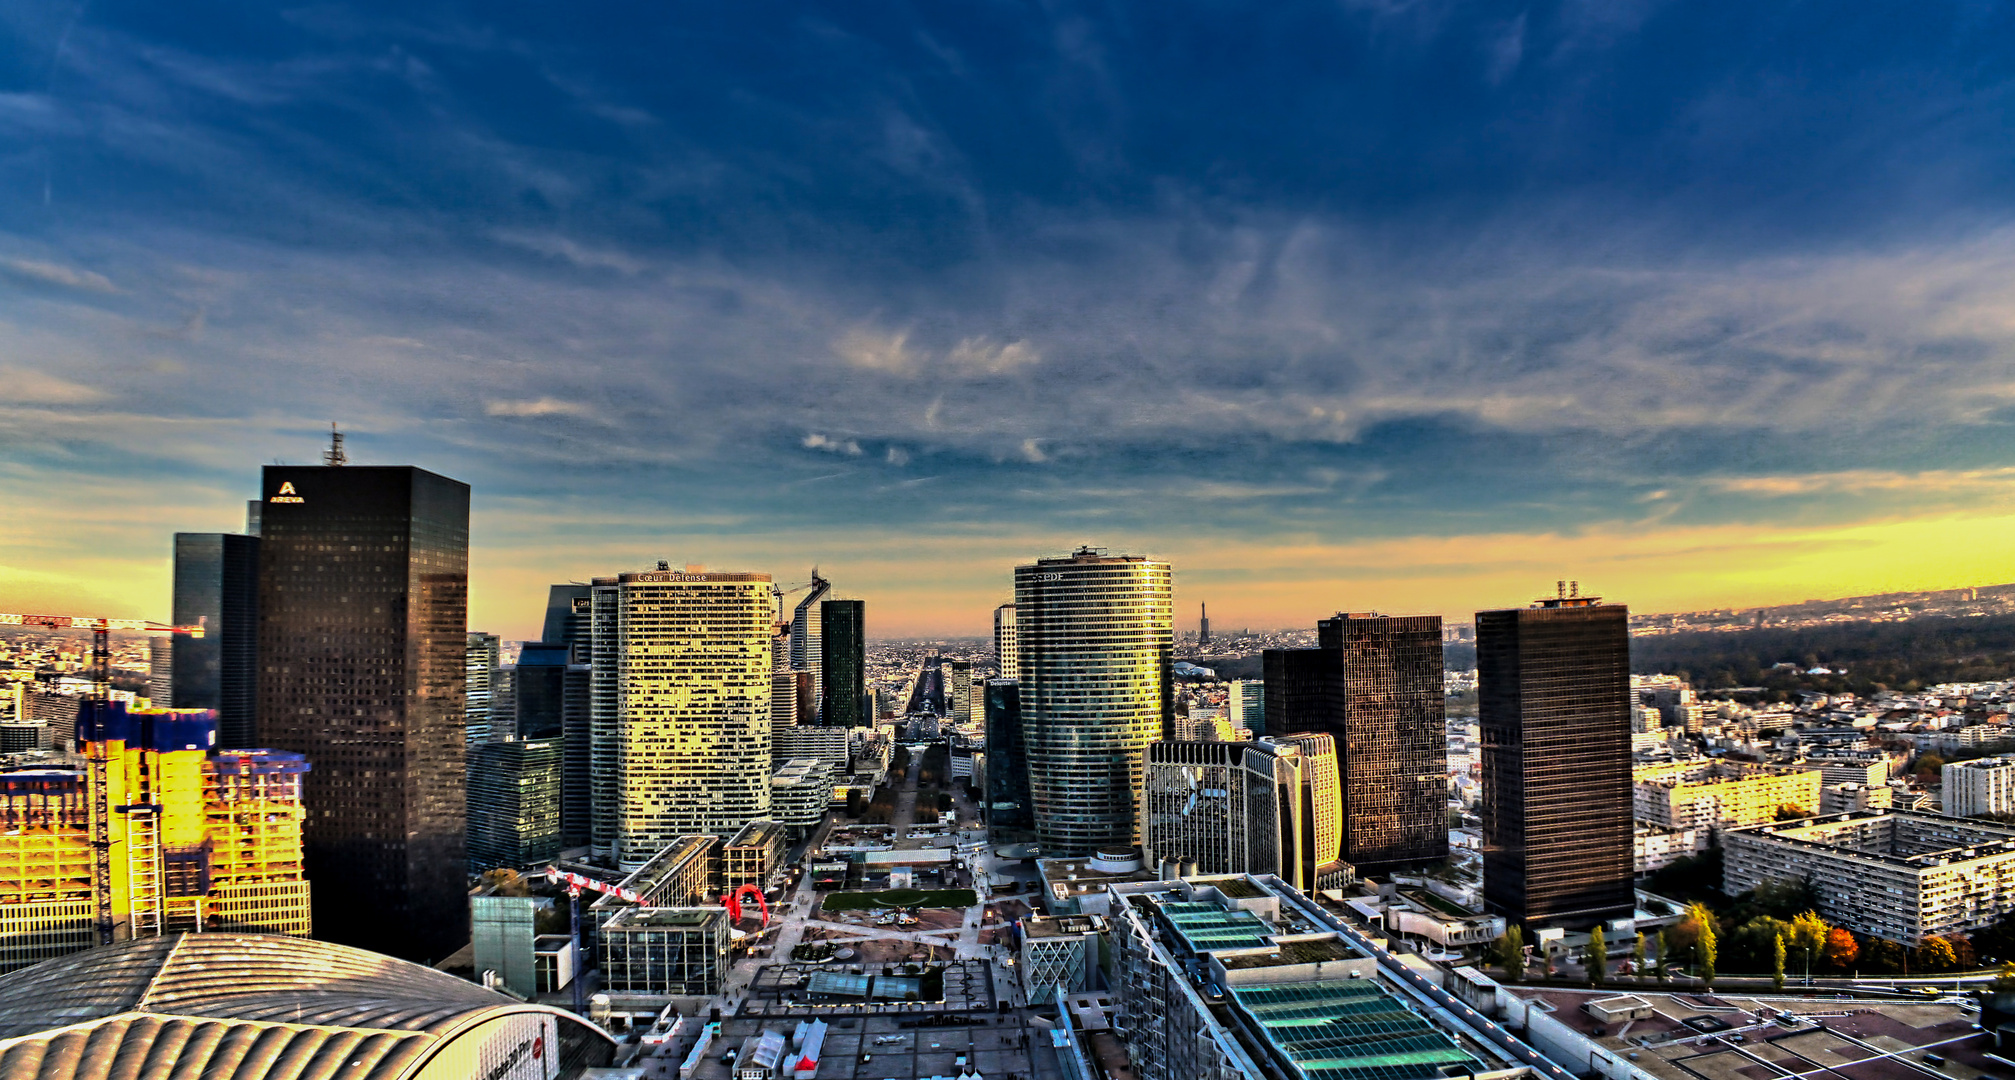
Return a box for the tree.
[1946,934,1978,971]
[1787,911,1827,973]
[1774,803,1811,821]
[1862,937,1907,975]
[1772,933,1786,991]
[1633,933,1647,981]
[1689,902,1718,987]
[1914,936,1958,973]
[1587,925,1607,987]
[1657,929,1671,983]
[1820,927,1858,972]
[1994,961,2015,991]
[1492,926,1525,983]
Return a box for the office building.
[533,585,595,849]
[170,532,260,748]
[0,703,310,974]
[0,933,616,1080]
[542,584,593,664]
[1944,756,2015,818]
[948,658,976,725]
[1227,680,1265,737]
[469,877,542,998]
[597,906,732,997]
[464,632,500,744]
[1262,615,1445,872]
[719,819,787,890]
[995,603,1018,681]
[820,599,867,726]
[770,758,835,831]
[1267,731,1350,892]
[1724,810,2015,943]
[1020,914,1106,1004]
[983,679,1032,836]
[1198,601,1211,646]
[1319,614,1447,870]
[1106,875,1523,1080]
[1015,548,1173,855]
[788,570,832,712]
[254,462,470,961]
[772,723,849,773]
[1142,740,1303,887]
[1477,591,1634,927]
[591,566,773,869]
[1633,761,1823,832]
[467,738,562,870]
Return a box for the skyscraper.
[820,599,867,727]
[1262,614,1447,873]
[592,565,773,870]
[1227,680,1266,737]
[170,532,261,748]
[1477,591,1634,927]
[947,659,975,725]
[1015,548,1173,855]
[982,679,1031,836]
[1318,613,1447,871]
[465,632,501,744]
[994,604,1017,680]
[788,570,831,714]
[467,738,562,871]
[536,583,593,848]
[254,463,469,961]
[508,643,572,852]
[1198,602,1211,646]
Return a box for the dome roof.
[0,934,614,1080]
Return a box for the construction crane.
[0,612,204,945]
[545,866,644,1016]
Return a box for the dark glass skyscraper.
[538,584,594,848]
[1319,613,1447,871]
[1264,614,1447,872]
[171,532,260,748]
[255,464,470,961]
[820,599,867,726]
[982,679,1031,836]
[467,738,562,870]
[1477,595,1634,928]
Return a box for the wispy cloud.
[3,257,116,293]
[485,397,594,418]
[803,432,863,455]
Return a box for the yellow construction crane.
[0,611,204,944]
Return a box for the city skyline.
[7,5,2015,637]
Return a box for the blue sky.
[6,1,2015,637]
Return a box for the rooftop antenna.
[323,422,347,466]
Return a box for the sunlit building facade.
[592,567,773,870]
[1015,549,1173,855]
[0,704,310,974]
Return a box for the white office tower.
[1227,680,1266,736]
[788,570,832,718]
[1945,757,2015,817]
[591,566,774,869]
[994,603,1018,681]
[465,632,500,744]
[1143,739,1303,886]
[1015,548,1173,855]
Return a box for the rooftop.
[726,819,785,849]
[1229,978,1480,1080]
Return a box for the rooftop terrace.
[1231,978,1479,1080]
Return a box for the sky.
[6,2,2015,640]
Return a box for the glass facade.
[1478,599,1635,927]
[171,532,260,749]
[983,679,1031,835]
[1015,550,1173,855]
[467,739,562,870]
[1319,614,1448,871]
[593,570,773,870]
[254,464,470,962]
[819,599,867,726]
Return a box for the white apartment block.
[1723,810,2015,943]
[1633,760,1822,832]
[593,567,774,870]
[1944,756,2015,818]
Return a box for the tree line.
[1631,613,2015,697]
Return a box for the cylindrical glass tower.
[1014,548,1173,855]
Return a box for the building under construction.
[0,702,311,973]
